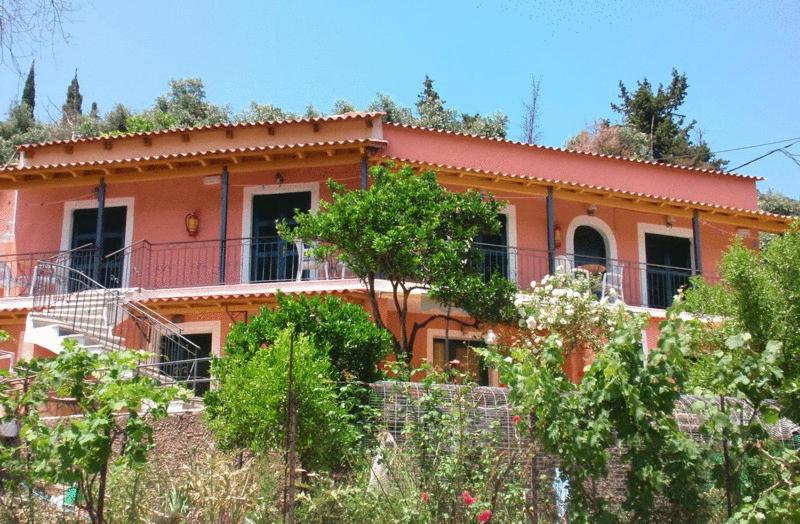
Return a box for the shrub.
[206,329,361,472]
[223,292,392,382]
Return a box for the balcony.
[0,239,711,310]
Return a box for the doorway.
[476,213,509,280]
[249,191,311,282]
[69,206,127,287]
[644,233,692,308]
[573,225,607,269]
[159,332,212,396]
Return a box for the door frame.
[240,182,320,283]
[60,197,135,287]
[636,222,694,308]
[426,328,497,386]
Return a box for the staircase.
[25,255,200,386]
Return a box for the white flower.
[484,330,498,345]
[504,356,513,363]
[525,315,537,330]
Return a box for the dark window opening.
[250,192,311,282]
[159,332,212,396]
[432,338,489,386]
[644,233,692,308]
[69,206,127,288]
[476,213,509,280]
[573,225,607,269]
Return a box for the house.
[0,112,789,385]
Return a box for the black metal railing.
[474,242,714,309]
[103,236,354,290]
[31,260,201,387]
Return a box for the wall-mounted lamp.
[736,228,751,238]
[275,172,284,185]
[666,215,676,228]
[554,223,563,248]
[185,211,200,237]
[202,175,221,186]
[587,204,597,216]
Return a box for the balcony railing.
[475,242,715,309]
[0,239,714,310]
[102,236,355,291]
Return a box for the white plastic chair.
[601,264,624,303]
[294,240,328,281]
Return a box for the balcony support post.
[546,187,556,274]
[361,155,368,190]
[219,166,229,284]
[692,210,703,275]
[93,177,106,282]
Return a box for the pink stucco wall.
[384,125,760,211]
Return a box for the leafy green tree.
[484,274,710,522]
[7,342,183,524]
[758,189,800,216]
[0,101,49,165]
[331,99,356,114]
[62,71,83,123]
[206,329,361,471]
[236,102,298,122]
[367,93,414,124]
[21,61,35,117]
[223,292,392,382]
[286,163,516,361]
[566,119,651,160]
[682,224,800,521]
[152,78,229,128]
[611,69,726,169]
[101,103,132,134]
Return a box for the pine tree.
[62,71,83,123]
[21,61,35,117]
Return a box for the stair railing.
[31,260,201,388]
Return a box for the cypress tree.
[62,71,83,122]
[21,61,35,117]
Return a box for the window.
[432,338,489,386]
[573,225,607,268]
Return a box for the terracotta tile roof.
[385,122,763,181]
[16,111,384,150]
[1,139,386,173]
[381,156,791,223]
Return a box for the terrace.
[0,238,709,310]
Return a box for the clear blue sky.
[2,0,799,196]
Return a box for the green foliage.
[758,189,800,217]
[205,329,361,471]
[1,342,183,524]
[153,78,229,127]
[235,101,299,122]
[21,61,35,117]
[483,276,711,522]
[566,120,651,160]
[681,224,800,520]
[223,292,392,382]
[62,71,83,123]
[611,69,726,169]
[285,162,516,359]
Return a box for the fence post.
[284,328,298,523]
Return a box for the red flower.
[511,414,522,424]
[462,491,476,506]
[476,509,492,522]
[421,492,430,503]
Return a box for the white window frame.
[240,182,320,283]
[60,197,135,287]
[636,222,695,308]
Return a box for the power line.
[727,141,800,173]
[714,136,800,154]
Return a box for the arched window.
[573,225,607,268]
